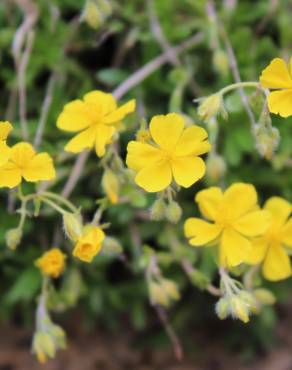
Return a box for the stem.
[219,81,260,96]
[41,191,78,213]
[38,196,67,215]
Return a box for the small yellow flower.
[184,183,271,268]
[126,113,211,192]
[0,121,13,166]
[36,248,66,278]
[260,57,292,117]
[246,197,292,281]
[0,142,56,189]
[73,226,105,262]
[57,90,136,157]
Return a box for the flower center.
[160,149,174,162]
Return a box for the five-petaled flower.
[35,248,66,278]
[260,57,292,117]
[0,142,56,188]
[246,197,292,281]
[0,121,13,166]
[184,183,271,268]
[73,225,105,262]
[126,113,211,192]
[57,90,136,157]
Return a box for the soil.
[1,305,292,370]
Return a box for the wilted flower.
[35,248,66,278]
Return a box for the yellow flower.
[260,57,292,117]
[57,90,136,157]
[73,226,105,262]
[246,197,292,281]
[0,121,13,166]
[184,183,271,268]
[126,113,211,192]
[0,142,56,188]
[35,248,66,278]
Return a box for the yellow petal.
[195,187,223,221]
[0,141,11,166]
[135,161,172,192]
[260,58,292,89]
[0,162,22,188]
[65,126,96,153]
[184,218,221,246]
[57,100,92,132]
[83,90,117,115]
[0,121,13,141]
[149,113,184,150]
[223,183,257,219]
[281,219,292,247]
[263,243,291,281]
[264,196,291,227]
[94,124,116,157]
[233,210,271,237]
[10,142,35,166]
[267,89,292,117]
[171,156,205,188]
[103,99,136,124]
[126,141,161,172]
[22,153,56,182]
[220,228,252,267]
[174,125,210,156]
[245,237,268,265]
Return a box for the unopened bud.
[206,153,226,182]
[82,0,111,29]
[165,200,182,223]
[63,212,82,242]
[238,291,259,314]
[198,94,226,121]
[215,297,229,320]
[32,331,55,364]
[254,288,276,306]
[149,281,169,307]
[230,296,249,323]
[102,236,123,255]
[160,278,180,301]
[102,169,119,204]
[213,49,229,77]
[150,198,166,221]
[5,228,22,250]
[254,120,280,159]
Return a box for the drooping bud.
[32,331,56,364]
[102,169,120,204]
[213,49,229,77]
[198,94,226,121]
[5,228,22,250]
[160,278,180,301]
[254,288,276,306]
[215,297,229,320]
[230,296,249,323]
[102,236,123,255]
[165,200,182,223]
[206,153,226,182]
[63,212,83,242]
[150,198,166,221]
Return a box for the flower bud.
[32,331,56,364]
[238,291,259,314]
[215,297,229,320]
[230,296,249,323]
[254,121,280,159]
[165,200,182,223]
[63,212,82,242]
[254,288,276,306]
[206,153,226,182]
[213,49,229,77]
[160,278,180,301]
[5,228,22,250]
[198,94,226,121]
[149,281,169,306]
[150,198,166,221]
[102,169,119,204]
[102,236,123,255]
[82,0,111,29]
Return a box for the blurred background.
[1,0,292,369]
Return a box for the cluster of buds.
[150,193,182,224]
[32,295,66,363]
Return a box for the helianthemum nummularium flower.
[184,183,271,268]
[36,248,67,278]
[0,142,56,188]
[0,121,13,166]
[126,113,211,192]
[73,226,105,262]
[57,90,136,157]
[246,197,292,281]
[260,57,292,117]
